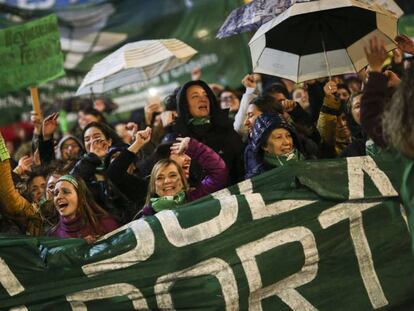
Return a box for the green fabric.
[150,191,186,212]
[0,14,65,96]
[0,138,10,161]
[57,175,78,189]
[188,116,211,126]
[264,148,301,167]
[0,154,414,310]
[0,0,251,126]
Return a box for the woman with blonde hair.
[142,136,228,216]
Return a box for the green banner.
[0,14,65,96]
[0,154,413,310]
[0,1,251,126]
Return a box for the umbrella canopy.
[249,0,399,82]
[76,39,197,95]
[216,0,314,39]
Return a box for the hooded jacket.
[245,113,317,178]
[167,80,244,185]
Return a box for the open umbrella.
[216,0,314,39]
[76,39,197,96]
[249,0,399,83]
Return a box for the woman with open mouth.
[49,174,119,244]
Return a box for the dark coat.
[166,80,244,185]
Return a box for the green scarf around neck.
[150,191,186,212]
[264,149,301,168]
[188,116,211,126]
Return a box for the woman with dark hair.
[167,80,244,185]
[70,122,132,224]
[50,174,119,243]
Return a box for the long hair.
[82,121,123,147]
[383,67,414,158]
[53,175,110,235]
[145,159,189,205]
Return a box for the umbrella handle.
[319,27,332,81]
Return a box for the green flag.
[0,14,65,96]
[0,154,413,310]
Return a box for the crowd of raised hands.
[0,34,413,243]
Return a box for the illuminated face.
[61,138,81,161]
[83,127,111,153]
[46,174,61,201]
[244,104,262,134]
[337,88,350,103]
[78,112,99,130]
[155,164,184,197]
[263,128,294,156]
[186,85,210,118]
[169,153,192,178]
[351,94,362,125]
[53,181,79,220]
[29,176,46,204]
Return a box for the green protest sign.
[0,154,413,310]
[0,14,65,96]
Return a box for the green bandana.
[58,175,79,189]
[188,117,211,126]
[365,139,381,157]
[151,191,186,212]
[264,149,301,168]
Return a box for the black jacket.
[167,80,245,185]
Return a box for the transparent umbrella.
[76,39,197,96]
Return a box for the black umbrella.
[249,0,399,82]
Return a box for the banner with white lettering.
[0,154,413,310]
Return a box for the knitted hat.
[251,113,299,150]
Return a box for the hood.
[251,113,300,152]
[175,80,230,131]
[56,135,85,160]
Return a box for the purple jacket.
[49,214,119,239]
[143,138,228,216]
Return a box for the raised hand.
[160,111,176,128]
[323,80,338,97]
[384,70,401,88]
[42,113,59,140]
[395,34,414,55]
[364,36,387,73]
[241,74,257,89]
[281,99,297,113]
[14,155,33,176]
[170,137,190,155]
[191,66,202,81]
[128,127,152,154]
[144,102,164,126]
[89,139,109,159]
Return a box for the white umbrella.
[249,0,399,83]
[76,39,197,95]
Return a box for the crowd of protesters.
[0,35,413,244]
